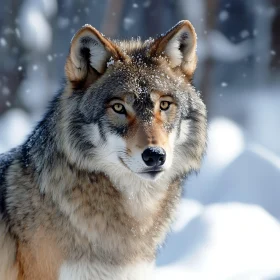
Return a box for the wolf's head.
[60,21,207,187]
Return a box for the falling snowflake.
[143,1,151,8]
[0,37,7,47]
[123,18,135,30]
[57,17,70,29]
[107,57,115,67]
[240,30,250,39]
[2,87,10,95]
[219,11,229,22]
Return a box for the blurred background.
[1,0,280,279]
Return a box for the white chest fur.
[59,261,154,280]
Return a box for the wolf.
[0,20,207,279]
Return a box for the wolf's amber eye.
[112,103,126,114]
[160,101,170,111]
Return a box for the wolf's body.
[0,21,207,279]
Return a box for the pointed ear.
[150,20,197,79]
[65,24,124,88]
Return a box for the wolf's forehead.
[107,68,180,97]
[109,90,153,106]
[103,59,187,106]
[109,88,173,104]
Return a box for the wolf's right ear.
[65,24,124,88]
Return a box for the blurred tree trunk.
[0,0,23,115]
[144,0,164,37]
[200,0,218,106]
[270,0,280,75]
[101,0,124,37]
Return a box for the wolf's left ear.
[150,20,197,79]
[65,24,124,88]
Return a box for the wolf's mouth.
[139,167,164,173]
[136,170,163,180]
[119,157,164,180]
[136,168,164,180]
[138,170,163,179]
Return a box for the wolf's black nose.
[142,147,166,167]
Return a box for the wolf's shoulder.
[0,150,18,278]
[0,148,18,180]
[0,148,19,215]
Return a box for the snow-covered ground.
[156,202,280,280]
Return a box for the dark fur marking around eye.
[111,125,129,137]
[183,110,201,122]
[97,120,107,142]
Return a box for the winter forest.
[1,0,280,279]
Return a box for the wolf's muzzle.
[141,147,166,167]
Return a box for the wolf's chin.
[136,171,164,181]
